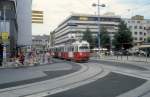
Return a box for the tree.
[100,27,110,50]
[147,37,150,43]
[82,28,95,49]
[113,21,133,50]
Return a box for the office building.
[124,15,150,46]
[53,13,121,46]
[0,0,32,66]
[0,0,18,58]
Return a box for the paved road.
[47,72,146,97]
[0,58,150,97]
[45,59,150,97]
[0,59,106,97]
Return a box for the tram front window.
[79,46,89,52]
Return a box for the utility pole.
[92,0,105,57]
[97,0,100,50]
[3,6,7,67]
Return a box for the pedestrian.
[45,51,50,64]
[18,52,25,65]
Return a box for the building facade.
[53,14,121,47]
[32,35,50,52]
[16,0,32,46]
[49,31,55,47]
[0,0,18,59]
[0,0,32,66]
[124,15,150,46]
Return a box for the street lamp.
[92,0,105,52]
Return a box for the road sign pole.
[3,6,7,67]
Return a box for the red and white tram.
[49,40,90,62]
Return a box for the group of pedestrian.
[14,50,52,67]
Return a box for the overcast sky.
[32,0,150,35]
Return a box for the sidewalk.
[102,55,150,62]
[0,61,79,90]
[0,61,39,69]
[0,53,54,69]
[91,55,150,64]
[91,55,150,70]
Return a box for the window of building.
[134,37,137,40]
[144,33,146,36]
[139,26,143,29]
[144,38,146,41]
[137,21,140,23]
[139,32,143,35]
[132,21,135,23]
[140,37,143,40]
[134,26,137,29]
[134,32,137,35]
[128,21,130,23]
[129,26,132,29]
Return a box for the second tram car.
[49,40,90,62]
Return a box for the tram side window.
[72,47,74,52]
[75,46,78,52]
[62,47,64,52]
[68,47,70,52]
[60,48,61,52]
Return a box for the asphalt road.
[0,58,149,97]
[47,72,146,97]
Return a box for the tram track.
[0,60,108,97]
[89,60,150,80]
[23,60,150,97]
[23,62,107,97]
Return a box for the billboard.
[32,10,44,24]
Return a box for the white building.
[124,15,150,45]
[53,13,121,46]
[32,35,50,52]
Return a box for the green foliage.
[82,28,95,49]
[147,37,150,43]
[100,27,110,49]
[113,21,133,50]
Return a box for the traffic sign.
[2,32,9,43]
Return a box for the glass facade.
[0,0,18,58]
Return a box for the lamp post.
[92,0,105,52]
